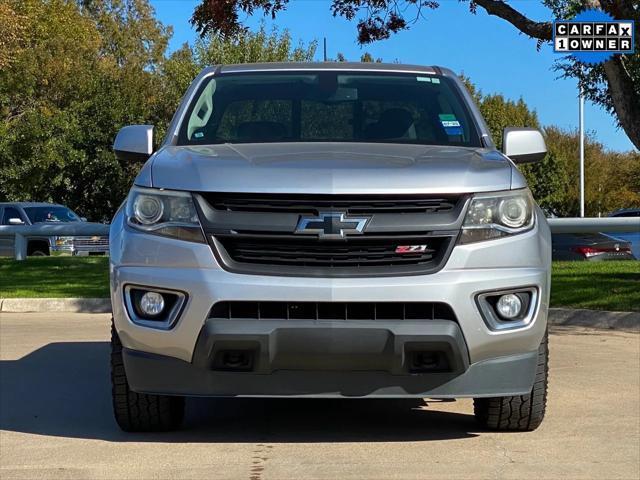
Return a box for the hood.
[142,143,515,194]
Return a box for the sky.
[150,0,635,152]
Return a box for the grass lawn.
[0,257,109,298]
[551,261,639,312]
[0,257,638,312]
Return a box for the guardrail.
[0,223,110,260]
[0,218,637,260]
[547,217,639,234]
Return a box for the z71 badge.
[395,245,428,254]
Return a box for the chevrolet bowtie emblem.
[295,212,370,239]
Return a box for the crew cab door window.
[2,207,24,225]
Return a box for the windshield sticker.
[431,78,440,84]
[439,113,462,135]
[439,113,460,126]
[416,76,432,82]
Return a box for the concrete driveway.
[1,313,638,479]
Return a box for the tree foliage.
[190,0,639,150]
[0,1,28,69]
[542,126,640,216]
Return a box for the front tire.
[473,330,548,431]
[110,320,185,432]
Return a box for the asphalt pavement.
[1,313,638,479]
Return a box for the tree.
[360,52,382,63]
[0,4,317,221]
[542,127,640,216]
[0,0,27,69]
[0,0,171,221]
[79,0,172,69]
[190,0,640,150]
[160,24,317,117]
[195,23,316,66]
[330,51,382,62]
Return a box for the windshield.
[23,206,81,223]
[178,71,481,147]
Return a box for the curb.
[549,307,640,331]
[0,299,638,330]
[0,298,111,314]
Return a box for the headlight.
[459,189,535,244]
[54,236,74,246]
[133,195,164,225]
[126,186,205,243]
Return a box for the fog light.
[139,291,165,317]
[496,294,522,320]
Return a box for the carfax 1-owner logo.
[553,8,634,64]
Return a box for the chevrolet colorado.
[110,63,550,432]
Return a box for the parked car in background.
[606,208,640,259]
[552,232,636,261]
[0,202,109,257]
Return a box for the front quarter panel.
[132,156,155,188]
[510,163,529,190]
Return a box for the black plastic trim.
[122,284,189,330]
[114,150,150,163]
[209,233,458,277]
[190,318,469,375]
[475,286,539,331]
[208,301,457,322]
[508,152,546,164]
[121,343,540,398]
[195,193,468,233]
[194,193,467,277]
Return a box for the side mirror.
[502,127,547,164]
[113,125,154,162]
[8,218,24,225]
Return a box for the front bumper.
[110,210,551,397]
[123,346,538,398]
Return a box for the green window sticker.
[438,113,460,127]
[439,114,463,135]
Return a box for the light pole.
[579,82,585,217]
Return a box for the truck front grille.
[195,192,466,277]
[206,193,458,214]
[209,301,456,322]
[72,236,109,251]
[215,233,448,267]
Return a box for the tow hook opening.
[213,349,255,372]
[409,351,450,373]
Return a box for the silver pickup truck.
[110,63,550,432]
